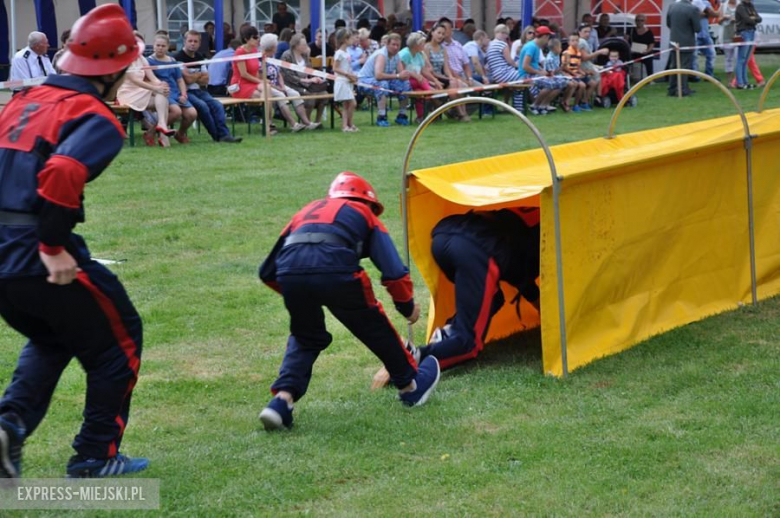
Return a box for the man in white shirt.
[463,30,490,84]
[10,32,56,92]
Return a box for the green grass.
[1,57,778,516]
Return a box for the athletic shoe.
[542,105,557,112]
[580,103,592,111]
[219,135,243,143]
[66,453,149,478]
[571,105,582,113]
[399,356,440,407]
[292,123,307,133]
[376,116,390,127]
[395,114,410,126]
[430,324,453,344]
[306,122,322,130]
[405,340,421,365]
[529,106,547,116]
[259,397,294,431]
[0,413,25,478]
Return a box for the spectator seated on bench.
[486,24,524,112]
[175,30,241,143]
[463,30,490,84]
[208,38,241,97]
[116,31,175,147]
[260,33,321,132]
[357,32,412,127]
[281,34,328,126]
[425,22,470,122]
[147,33,197,144]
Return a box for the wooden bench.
[217,93,335,136]
[363,84,530,125]
[110,105,136,146]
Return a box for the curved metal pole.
[606,69,749,140]
[757,69,780,113]
[400,97,570,376]
[606,68,758,307]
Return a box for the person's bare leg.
[178,107,196,133]
[294,103,312,125]
[153,93,170,130]
[279,103,297,126]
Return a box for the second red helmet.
[328,172,384,216]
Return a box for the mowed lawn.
[0,58,778,515]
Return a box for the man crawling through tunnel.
[373,207,540,388]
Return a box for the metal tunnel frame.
[757,69,780,113]
[606,69,758,307]
[400,97,570,375]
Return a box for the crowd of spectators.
[8,2,769,142]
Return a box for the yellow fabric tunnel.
[406,109,780,377]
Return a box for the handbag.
[307,80,329,93]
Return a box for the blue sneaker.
[259,396,294,431]
[399,356,441,407]
[571,105,582,113]
[66,453,149,478]
[580,103,592,111]
[395,114,410,126]
[376,116,390,127]
[0,413,25,478]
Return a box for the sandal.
[156,126,176,137]
[143,131,156,146]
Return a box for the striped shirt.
[563,46,582,74]
[486,39,518,83]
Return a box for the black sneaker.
[219,135,243,143]
[0,413,25,478]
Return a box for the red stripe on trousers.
[76,271,140,457]
[439,258,500,369]
[354,271,417,370]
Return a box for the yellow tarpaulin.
[407,109,780,376]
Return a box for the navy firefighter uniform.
[0,5,148,478]
[258,172,440,430]
[419,208,541,369]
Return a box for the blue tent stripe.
[522,0,534,28]
[215,0,224,51]
[412,0,422,31]
[34,0,59,58]
[0,0,8,80]
[310,0,321,44]
[120,0,138,28]
[79,0,97,15]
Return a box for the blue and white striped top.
[486,39,518,83]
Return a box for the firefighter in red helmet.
[0,5,148,478]
[258,172,441,430]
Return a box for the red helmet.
[328,172,384,216]
[57,5,138,76]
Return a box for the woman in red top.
[230,26,263,98]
